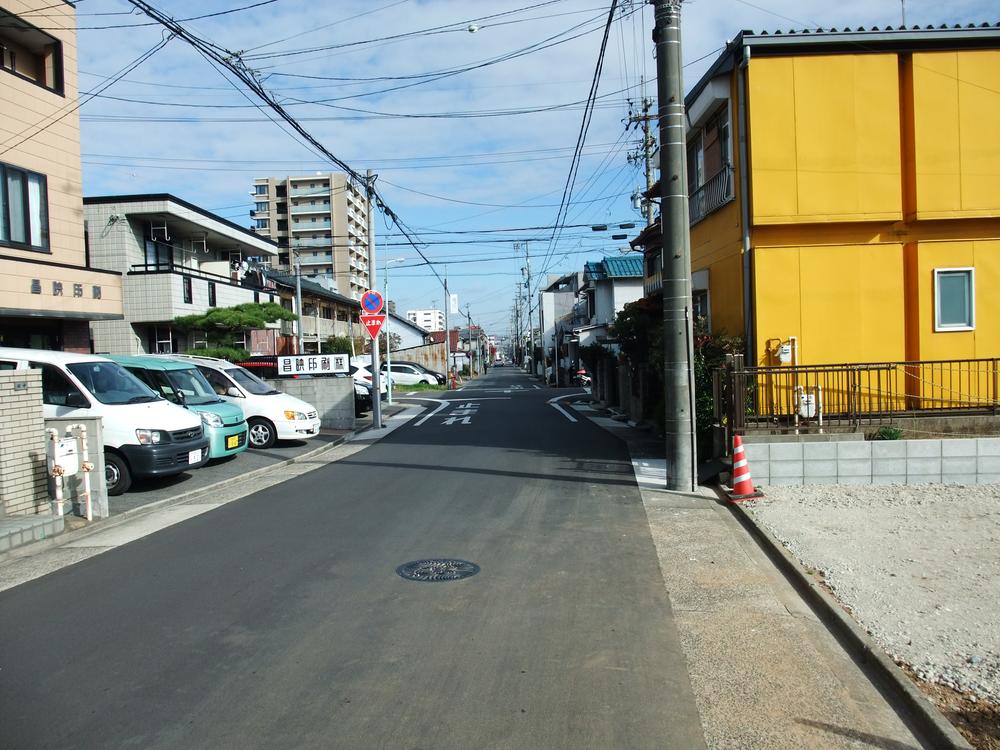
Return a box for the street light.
[383,256,406,404]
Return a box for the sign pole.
[366,169,382,429]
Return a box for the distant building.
[0,0,124,351]
[407,308,445,332]
[251,173,370,300]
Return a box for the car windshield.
[226,366,278,395]
[67,362,159,405]
[165,367,223,406]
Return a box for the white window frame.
[934,267,975,332]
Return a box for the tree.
[174,302,296,360]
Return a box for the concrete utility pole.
[443,266,451,381]
[365,169,383,429]
[294,251,304,353]
[627,95,657,226]
[516,242,534,376]
[652,0,697,491]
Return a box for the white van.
[0,348,209,496]
[168,354,321,449]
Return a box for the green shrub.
[873,425,903,440]
[192,347,249,362]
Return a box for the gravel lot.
[744,483,1000,703]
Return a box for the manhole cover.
[396,559,480,582]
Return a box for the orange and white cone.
[728,434,764,501]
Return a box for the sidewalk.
[575,403,935,749]
[1,407,404,564]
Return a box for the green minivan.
[110,355,249,459]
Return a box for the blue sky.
[50,0,999,334]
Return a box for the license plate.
[188,449,202,464]
[225,435,239,449]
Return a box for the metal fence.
[689,163,734,226]
[714,355,1000,433]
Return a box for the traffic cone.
[728,435,764,502]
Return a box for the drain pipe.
[737,44,755,365]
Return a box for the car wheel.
[104,451,132,496]
[247,418,277,449]
[422,376,435,384]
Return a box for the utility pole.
[465,305,474,376]
[443,266,451,382]
[294,251,304,353]
[365,169,383,429]
[627,95,657,226]
[516,242,534,376]
[652,0,697,491]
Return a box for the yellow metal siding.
[748,54,902,224]
[911,51,1000,219]
[753,244,906,365]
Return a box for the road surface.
[0,367,706,749]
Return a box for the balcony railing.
[290,238,332,249]
[289,186,329,198]
[291,220,332,231]
[290,204,331,215]
[689,163,734,226]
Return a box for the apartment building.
[251,173,370,300]
[406,308,444,332]
[633,24,1000,368]
[0,0,123,351]
[84,194,280,355]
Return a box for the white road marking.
[397,397,450,426]
[442,416,472,425]
[546,391,589,423]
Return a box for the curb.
[0,433,352,565]
[721,489,974,750]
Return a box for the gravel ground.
[744,483,1000,703]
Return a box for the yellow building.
[0,0,122,351]
[676,25,1000,377]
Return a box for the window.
[254,218,269,229]
[255,202,268,212]
[254,291,260,303]
[144,239,172,269]
[254,184,267,195]
[182,276,193,304]
[693,289,710,326]
[208,281,217,307]
[65,362,156,405]
[197,366,233,397]
[0,162,49,250]
[34,364,88,407]
[0,9,63,94]
[934,268,975,331]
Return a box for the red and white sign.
[361,290,384,314]
[360,313,386,340]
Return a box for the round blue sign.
[361,290,383,313]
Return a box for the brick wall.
[0,371,49,515]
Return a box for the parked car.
[170,354,320,449]
[380,362,438,386]
[354,380,373,415]
[0,347,209,496]
[384,360,447,384]
[350,363,388,397]
[109,356,248,460]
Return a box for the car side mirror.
[65,391,89,408]
[227,387,243,398]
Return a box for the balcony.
[291,219,332,231]
[126,263,260,322]
[689,163,735,226]
[289,186,329,198]
[290,238,331,249]
[299,253,334,265]
[290,203,331,215]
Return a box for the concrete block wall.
[0,371,49,515]
[743,437,1000,486]
[265,377,354,430]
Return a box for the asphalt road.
[0,368,706,749]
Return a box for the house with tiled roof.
[573,256,644,347]
[631,23,1000,372]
